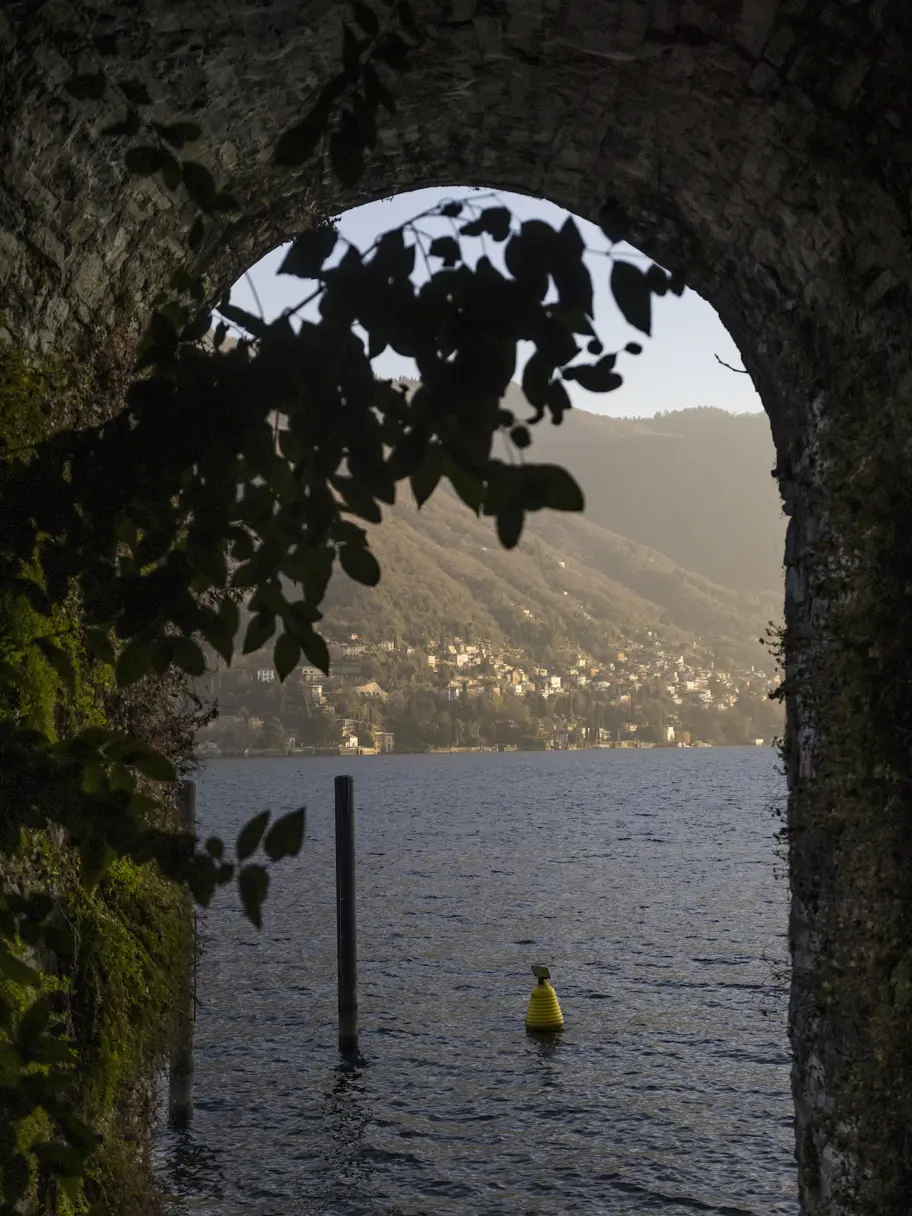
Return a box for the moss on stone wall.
[0,339,194,1214]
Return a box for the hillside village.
[195,624,782,757]
[193,404,786,758]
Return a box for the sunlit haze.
[228,187,763,419]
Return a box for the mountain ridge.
[509,392,784,596]
[319,431,782,670]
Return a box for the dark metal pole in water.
[169,778,197,1126]
[334,775,359,1055]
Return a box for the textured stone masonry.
[4,2,912,1212]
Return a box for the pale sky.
[226,187,763,419]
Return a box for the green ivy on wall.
[0,342,193,1214]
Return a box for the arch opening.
[166,185,791,1211]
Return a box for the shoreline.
[196,740,772,760]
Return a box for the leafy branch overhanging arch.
[0,2,690,1205]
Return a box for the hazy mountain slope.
[500,389,784,596]
[318,485,776,667]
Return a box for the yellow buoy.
[525,964,564,1032]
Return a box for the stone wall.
[3,2,912,1211]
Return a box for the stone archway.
[3,2,912,1211]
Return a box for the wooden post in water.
[334,775,359,1055]
[169,778,196,1126]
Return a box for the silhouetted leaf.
[56,1112,102,1153]
[253,580,287,617]
[504,232,548,299]
[118,79,153,105]
[154,120,202,148]
[182,162,218,210]
[362,64,396,113]
[373,31,411,70]
[625,341,642,355]
[440,201,463,217]
[114,741,175,782]
[180,309,213,343]
[124,146,169,176]
[173,637,206,676]
[397,0,424,43]
[610,261,652,335]
[331,520,367,548]
[217,301,270,339]
[239,864,270,929]
[496,504,524,549]
[597,198,628,243]
[34,638,76,695]
[64,72,106,100]
[296,546,334,607]
[101,109,140,138]
[646,264,669,296]
[279,227,338,278]
[410,449,443,506]
[218,595,240,640]
[537,465,584,512]
[460,207,511,241]
[562,355,622,393]
[161,154,183,189]
[511,425,531,449]
[274,632,301,681]
[429,236,460,265]
[3,1152,31,1203]
[0,942,41,987]
[558,216,584,258]
[352,92,377,149]
[33,1037,78,1067]
[243,612,276,654]
[115,639,152,687]
[32,1140,86,1179]
[237,811,270,861]
[329,127,365,187]
[156,300,188,332]
[553,259,593,315]
[275,107,328,164]
[522,352,552,411]
[263,808,306,862]
[301,630,331,675]
[72,725,118,751]
[169,266,196,295]
[339,544,381,585]
[273,77,346,165]
[205,836,224,860]
[352,0,380,35]
[16,994,52,1049]
[342,23,366,77]
[9,575,52,616]
[446,464,484,514]
[86,629,115,665]
[93,33,118,55]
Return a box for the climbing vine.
[1,2,687,1209]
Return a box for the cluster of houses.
[197,626,779,754]
[424,632,777,720]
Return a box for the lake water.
[154,748,795,1215]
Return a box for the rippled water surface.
[155,748,795,1215]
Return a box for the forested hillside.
[318,482,780,671]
